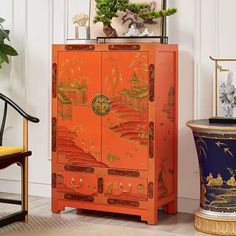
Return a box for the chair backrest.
[0,93,39,146]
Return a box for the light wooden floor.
[0,193,209,236]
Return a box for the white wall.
[169,0,236,212]
[0,0,52,197]
[0,0,235,213]
[168,0,199,212]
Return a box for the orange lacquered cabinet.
[52,43,178,224]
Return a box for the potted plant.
[94,0,129,37]
[94,0,177,37]
[0,17,18,69]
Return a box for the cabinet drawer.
[57,172,98,196]
[103,176,148,201]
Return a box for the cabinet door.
[57,51,103,167]
[101,52,149,170]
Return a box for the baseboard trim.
[178,197,199,213]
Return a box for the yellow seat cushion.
[0,147,23,156]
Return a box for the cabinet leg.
[52,205,61,214]
[147,217,158,225]
[164,200,177,215]
[52,201,64,214]
[144,210,158,225]
[52,208,61,214]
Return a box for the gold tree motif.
[105,67,123,98]
[60,56,83,84]
[58,56,89,106]
[129,54,148,81]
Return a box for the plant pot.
[103,23,118,37]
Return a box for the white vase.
[75,26,79,39]
[75,26,90,40]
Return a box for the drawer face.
[103,175,148,201]
[57,172,98,196]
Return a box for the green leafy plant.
[94,0,129,37]
[127,3,150,13]
[0,17,18,69]
[138,7,177,24]
[94,0,177,37]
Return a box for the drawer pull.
[71,178,83,189]
[119,183,132,193]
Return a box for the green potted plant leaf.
[0,17,18,69]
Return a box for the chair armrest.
[0,93,39,123]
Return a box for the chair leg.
[21,157,28,223]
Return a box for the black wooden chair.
[0,93,39,227]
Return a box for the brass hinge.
[149,121,154,159]
[108,45,140,50]
[65,45,95,51]
[52,63,57,98]
[64,194,94,202]
[149,64,155,102]
[148,182,154,199]
[98,177,104,194]
[107,198,139,207]
[52,173,56,188]
[64,165,94,173]
[52,117,57,152]
[108,169,140,177]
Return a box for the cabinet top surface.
[52,43,178,49]
[187,119,236,131]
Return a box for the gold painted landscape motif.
[106,53,149,146]
[194,135,236,212]
[58,56,89,120]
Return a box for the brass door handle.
[92,94,112,116]
[119,183,132,193]
[71,178,83,189]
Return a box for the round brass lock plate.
[92,94,112,116]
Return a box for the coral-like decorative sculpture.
[73,14,89,27]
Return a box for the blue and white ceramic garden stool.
[187,120,236,235]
